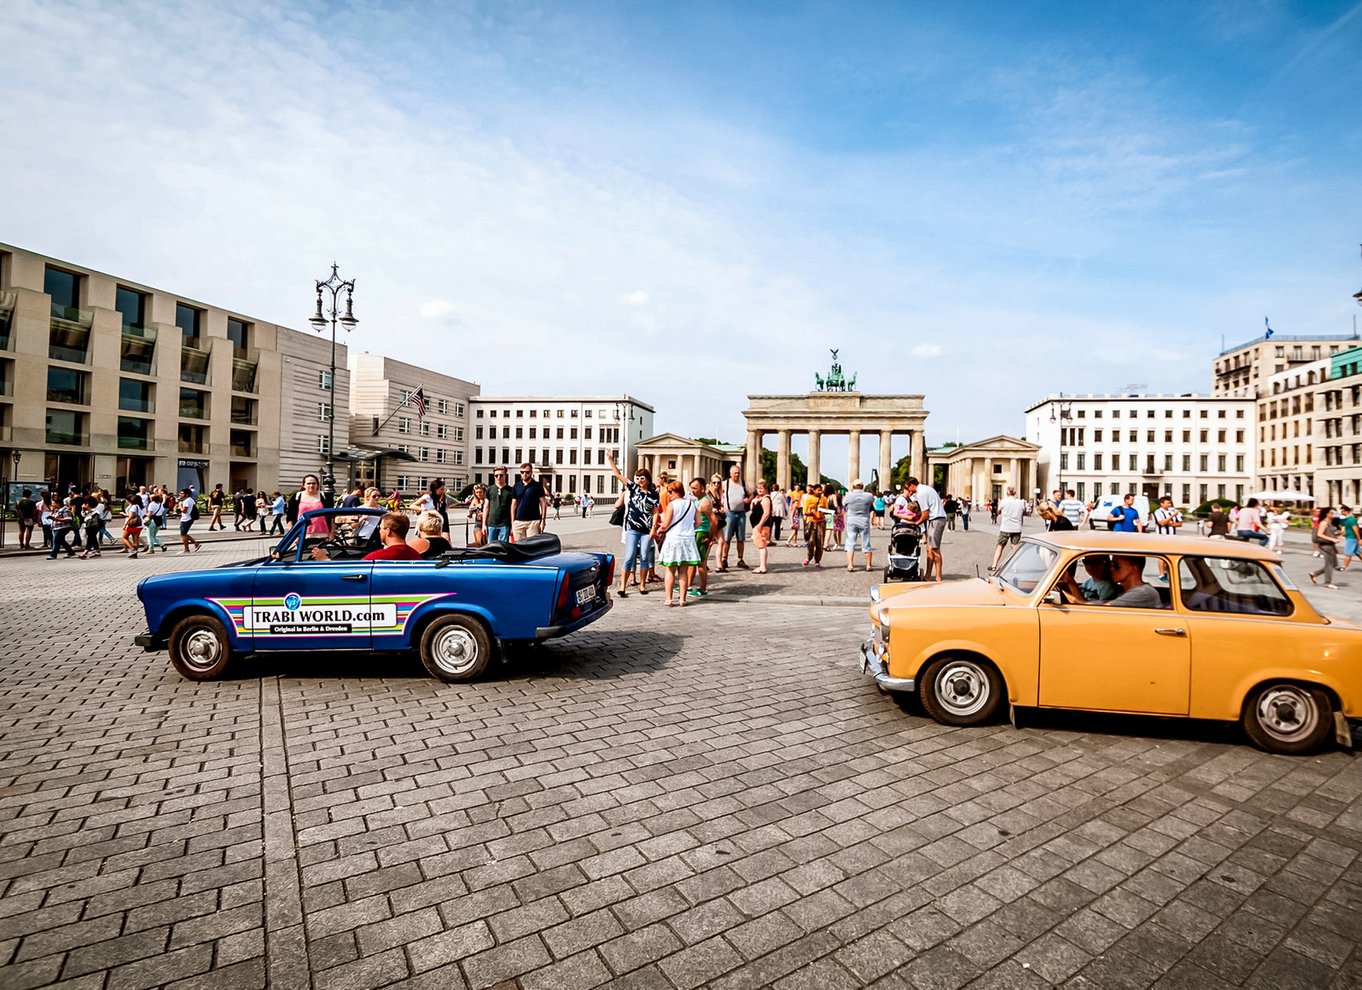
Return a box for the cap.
[852,479,863,487]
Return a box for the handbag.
[608,503,626,527]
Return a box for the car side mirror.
[1044,589,1066,606]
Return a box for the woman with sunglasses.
[607,450,659,597]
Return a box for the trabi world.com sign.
[242,594,396,635]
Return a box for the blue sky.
[2,0,1360,464]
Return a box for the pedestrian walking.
[801,484,827,567]
[46,498,75,559]
[769,485,787,543]
[944,494,958,531]
[208,484,226,530]
[77,497,103,559]
[178,489,203,552]
[990,486,1026,572]
[1309,507,1342,590]
[511,465,548,540]
[122,493,145,558]
[1340,506,1358,569]
[145,493,168,552]
[15,489,37,549]
[269,492,287,535]
[466,484,488,546]
[960,498,971,531]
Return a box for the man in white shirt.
[991,486,1027,572]
[1058,489,1086,529]
[907,477,947,582]
[718,463,750,571]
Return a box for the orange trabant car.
[860,531,1362,754]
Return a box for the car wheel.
[168,614,232,681]
[1242,683,1333,755]
[420,614,494,683]
[920,654,1003,726]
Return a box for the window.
[1200,455,1208,471]
[454,451,464,466]
[45,266,81,316]
[47,367,88,405]
[556,427,564,439]
[115,286,147,330]
[1164,431,1172,443]
[1235,430,1244,443]
[46,409,85,445]
[227,318,250,353]
[318,402,331,422]
[1094,429,1103,442]
[1182,455,1191,472]
[398,417,411,435]
[420,447,430,462]
[516,409,524,418]
[1094,453,1103,470]
[318,435,330,454]
[420,422,430,437]
[1182,485,1191,504]
[1178,558,1291,616]
[475,447,483,463]
[438,399,449,415]
[584,427,593,439]
[117,416,152,450]
[1146,430,1155,443]
[1182,431,1190,443]
[454,427,464,442]
[1112,454,1120,470]
[475,426,483,440]
[319,371,332,391]
[455,403,464,417]
[437,424,448,439]
[119,379,154,413]
[570,427,579,440]
[516,427,524,439]
[436,450,447,464]
[476,408,484,418]
[180,388,209,419]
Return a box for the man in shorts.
[718,462,749,571]
[991,486,1026,572]
[906,476,947,582]
[842,479,876,572]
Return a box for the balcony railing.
[119,395,155,413]
[178,439,207,454]
[180,339,212,385]
[120,324,157,376]
[179,402,209,420]
[46,427,87,446]
[117,434,155,451]
[232,350,259,393]
[230,442,255,458]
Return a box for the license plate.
[575,586,597,605]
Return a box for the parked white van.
[1088,493,1150,530]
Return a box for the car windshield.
[275,511,382,561]
[995,542,1058,594]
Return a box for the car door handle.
[341,574,367,582]
[1154,627,1185,636]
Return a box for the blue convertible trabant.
[135,508,614,683]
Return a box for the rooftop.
[1218,333,1359,357]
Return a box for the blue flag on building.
[1264,317,1274,339]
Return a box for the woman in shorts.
[750,480,774,573]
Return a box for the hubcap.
[1256,686,1318,741]
[182,629,221,671]
[433,627,479,674]
[936,661,989,716]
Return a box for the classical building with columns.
[633,434,738,484]
[929,436,1040,504]
[742,388,928,492]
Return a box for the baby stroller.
[883,522,921,582]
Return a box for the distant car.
[136,508,613,683]
[860,531,1362,754]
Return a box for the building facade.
[929,436,1039,504]
[0,242,347,497]
[469,396,654,497]
[1027,393,1255,508]
[1257,358,1326,498]
[1213,333,1359,398]
[1317,346,1362,507]
[347,353,478,496]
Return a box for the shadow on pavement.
[228,629,683,683]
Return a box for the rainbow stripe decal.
[208,593,453,637]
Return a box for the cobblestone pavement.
[3,521,1362,989]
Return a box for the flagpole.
[373,389,417,436]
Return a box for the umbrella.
[1247,489,1316,502]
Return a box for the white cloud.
[419,300,459,320]
[911,343,943,358]
[618,290,651,307]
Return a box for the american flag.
[412,387,427,418]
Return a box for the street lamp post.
[308,264,358,503]
[1049,394,1074,494]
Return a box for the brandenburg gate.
[742,351,929,491]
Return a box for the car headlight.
[869,586,881,604]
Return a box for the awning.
[333,447,418,462]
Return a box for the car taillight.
[603,555,615,589]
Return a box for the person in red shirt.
[363,512,422,561]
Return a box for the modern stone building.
[0,242,347,497]
[1213,332,1359,398]
[469,396,654,497]
[1027,393,1255,507]
[1316,345,1362,506]
[347,353,478,496]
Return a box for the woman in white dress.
[1266,505,1290,552]
[656,480,701,607]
